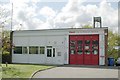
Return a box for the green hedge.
[2,51,11,63]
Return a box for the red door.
[91,35,99,65]
[76,36,84,64]
[69,35,99,65]
[69,35,77,64]
[84,35,92,65]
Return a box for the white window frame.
[22,46,28,54]
[39,46,45,54]
[29,46,38,54]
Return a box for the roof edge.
[12,27,108,32]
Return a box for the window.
[85,50,90,54]
[70,40,75,45]
[47,49,52,57]
[53,48,55,57]
[77,50,82,54]
[78,46,82,49]
[40,47,45,54]
[85,40,90,44]
[14,47,22,54]
[92,50,98,55]
[29,46,38,54]
[22,47,27,54]
[70,45,75,49]
[92,45,98,49]
[77,40,82,45]
[47,46,52,48]
[85,45,90,50]
[70,50,75,54]
[92,40,99,44]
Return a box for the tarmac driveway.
[32,65,119,78]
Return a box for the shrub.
[2,51,11,63]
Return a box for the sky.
[0,0,119,33]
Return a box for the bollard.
[5,62,8,67]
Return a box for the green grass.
[2,64,54,78]
[0,73,1,79]
[0,64,2,79]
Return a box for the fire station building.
[12,27,108,65]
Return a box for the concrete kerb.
[29,65,58,79]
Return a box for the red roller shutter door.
[69,35,99,65]
[69,35,77,64]
[91,35,99,65]
[84,35,92,65]
[76,35,84,64]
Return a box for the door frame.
[46,46,56,64]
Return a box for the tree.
[107,30,119,59]
[82,24,92,28]
[1,30,11,63]
[0,4,12,63]
[2,30,11,53]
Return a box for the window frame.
[92,40,99,44]
[29,46,38,54]
[77,50,83,54]
[92,49,98,55]
[53,48,55,57]
[77,40,82,45]
[70,49,75,54]
[22,46,28,54]
[47,48,52,57]
[85,40,90,44]
[85,50,91,54]
[14,46,22,54]
[70,40,75,45]
[39,46,45,54]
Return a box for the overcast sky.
[0,0,119,33]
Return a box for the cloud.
[0,0,118,33]
[11,1,55,30]
[11,1,43,30]
[53,0,118,32]
[39,6,56,18]
[62,0,79,12]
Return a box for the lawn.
[2,64,54,78]
[0,67,2,79]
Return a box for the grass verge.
[2,64,54,78]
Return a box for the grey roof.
[12,27,108,33]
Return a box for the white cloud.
[53,0,118,32]
[11,1,41,30]
[31,0,41,3]
[39,6,56,18]
[62,0,79,12]
[0,0,118,33]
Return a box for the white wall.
[99,34,105,65]
[12,28,107,65]
[12,33,67,65]
[12,54,29,63]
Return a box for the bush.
[2,51,11,63]
[108,48,118,60]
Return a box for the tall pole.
[11,3,13,31]
[10,3,13,63]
